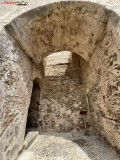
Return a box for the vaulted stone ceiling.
[5,1,116,65]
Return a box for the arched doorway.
[26,80,40,129]
[39,51,88,132]
[3,1,120,158]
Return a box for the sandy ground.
[18,130,119,160]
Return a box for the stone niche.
[26,79,40,129]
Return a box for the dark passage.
[26,81,40,128]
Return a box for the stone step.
[17,152,34,160]
[24,131,39,150]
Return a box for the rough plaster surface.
[0,0,120,160]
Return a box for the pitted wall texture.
[0,31,43,160]
[39,61,88,132]
[79,17,120,154]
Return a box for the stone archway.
[39,51,87,132]
[5,1,111,64]
[1,1,120,159]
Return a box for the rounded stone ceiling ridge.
[3,1,120,65]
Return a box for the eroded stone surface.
[0,1,120,160]
[5,1,110,64]
[24,131,39,149]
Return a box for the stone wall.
[1,0,120,159]
[0,30,43,160]
[39,55,89,132]
[79,14,120,155]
